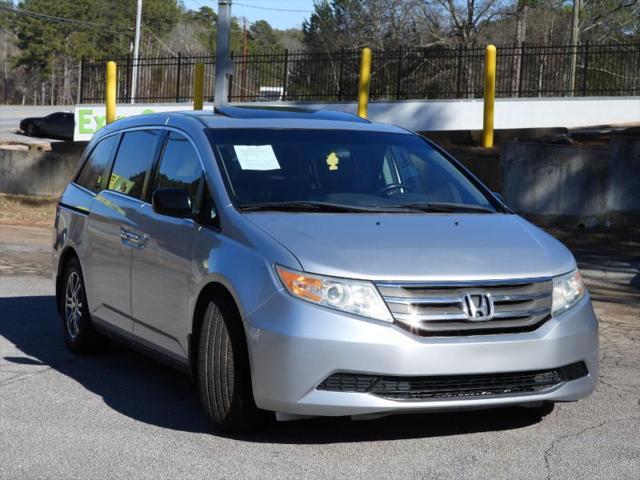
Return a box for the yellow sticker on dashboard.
[326,152,339,171]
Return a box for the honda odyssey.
[53,107,598,432]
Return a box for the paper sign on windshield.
[234,145,281,170]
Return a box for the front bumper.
[247,292,598,417]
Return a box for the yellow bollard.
[357,47,372,119]
[193,63,205,111]
[482,45,496,148]
[106,61,117,125]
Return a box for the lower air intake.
[317,362,588,400]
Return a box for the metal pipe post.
[357,47,372,119]
[193,63,205,110]
[214,0,232,106]
[482,45,497,148]
[106,61,117,124]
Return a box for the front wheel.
[61,257,108,353]
[197,296,272,432]
[25,123,38,137]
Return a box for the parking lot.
[0,224,638,480]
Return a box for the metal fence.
[80,54,217,104]
[79,43,640,104]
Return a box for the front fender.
[188,225,301,337]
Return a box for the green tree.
[249,20,280,50]
[302,0,366,51]
[167,6,218,55]
[302,0,430,52]
[8,0,181,103]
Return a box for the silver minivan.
[53,107,598,432]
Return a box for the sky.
[183,0,317,30]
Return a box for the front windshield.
[209,129,497,213]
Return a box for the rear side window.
[154,132,202,206]
[108,130,163,199]
[75,135,119,193]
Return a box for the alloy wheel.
[64,271,83,339]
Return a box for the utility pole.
[214,0,232,106]
[242,18,247,55]
[569,0,581,95]
[131,0,143,104]
[242,17,248,97]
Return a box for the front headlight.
[552,269,586,316]
[275,265,393,322]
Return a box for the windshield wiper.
[240,201,409,213]
[397,202,495,213]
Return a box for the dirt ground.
[0,193,57,228]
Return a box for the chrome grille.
[377,279,553,335]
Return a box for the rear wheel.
[197,296,272,432]
[61,257,108,353]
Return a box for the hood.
[246,212,576,282]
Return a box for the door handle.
[120,228,148,248]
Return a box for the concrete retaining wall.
[501,136,640,226]
[607,136,640,214]
[0,144,83,196]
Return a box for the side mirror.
[152,187,192,218]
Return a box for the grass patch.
[0,193,57,227]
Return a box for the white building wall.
[258,96,640,132]
[73,96,640,140]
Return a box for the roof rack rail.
[213,105,370,123]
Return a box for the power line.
[233,2,313,14]
[189,0,210,8]
[0,4,133,32]
[142,23,177,57]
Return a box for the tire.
[197,296,272,432]
[61,257,108,354]
[25,123,38,137]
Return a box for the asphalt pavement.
[0,225,638,480]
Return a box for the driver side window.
[154,132,202,207]
[153,132,218,226]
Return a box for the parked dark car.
[20,112,74,140]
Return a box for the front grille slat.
[394,312,470,322]
[492,307,550,319]
[492,292,551,302]
[317,362,588,400]
[384,295,463,305]
[377,279,553,336]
